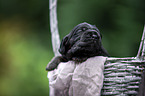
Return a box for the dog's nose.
[92,34,97,37]
[92,34,98,39]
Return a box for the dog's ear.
[59,36,69,55]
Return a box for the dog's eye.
[75,27,88,35]
[82,27,88,31]
[76,29,82,34]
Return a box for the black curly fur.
[46,22,109,71]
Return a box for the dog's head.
[59,22,104,60]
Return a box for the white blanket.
[47,56,107,96]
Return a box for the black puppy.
[46,22,109,71]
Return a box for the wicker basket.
[102,58,145,95]
[101,26,145,96]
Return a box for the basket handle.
[136,25,145,59]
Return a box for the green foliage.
[58,0,145,57]
[0,0,145,96]
[0,18,52,96]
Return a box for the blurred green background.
[0,0,145,96]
